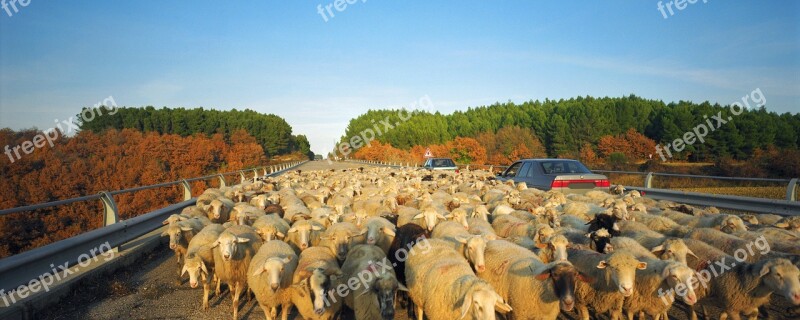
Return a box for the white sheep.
[480,239,586,319]
[358,217,396,254]
[162,217,206,284]
[286,219,326,253]
[318,221,361,262]
[248,239,298,320]
[339,244,407,320]
[211,225,262,320]
[290,246,343,320]
[182,223,225,310]
[567,248,647,320]
[251,214,290,242]
[207,197,235,223]
[432,220,494,273]
[406,238,512,320]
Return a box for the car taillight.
[455,169,460,174]
[551,179,611,188]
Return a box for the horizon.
[1,1,798,155]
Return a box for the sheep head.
[596,251,647,297]
[459,284,512,320]
[252,256,293,291]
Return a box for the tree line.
[79,106,313,159]
[339,95,800,163]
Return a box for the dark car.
[497,159,609,193]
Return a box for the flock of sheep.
[160,165,800,320]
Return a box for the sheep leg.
[215,275,221,296]
[259,303,272,320]
[576,304,591,320]
[202,278,211,310]
[638,311,645,320]
[174,252,183,286]
[415,304,424,320]
[625,310,634,320]
[743,308,759,320]
[609,308,623,320]
[232,282,242,320]
[280,303,292,320]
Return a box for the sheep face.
[545,235,569,262]
[209,199,231,221]
[302,268,334,315]
[363,224,395,246]
[662,263,697,305]
[256,225,285,242]
[251,195,269,210]
[447,210,470,229]
[289,221,323,250]
[365,272,405,320]
[460,286,512,320]
[456,235,488,273]
[534,262,584,312]
[253,257,292,291]
[322,230,356,261]
[719,216,747,233]
[532,225,555,247]
[758,259,800,305]
[596,251,647,297]
[472,205,490,222]
[587,229,613,254]
[213,232,250,261]
[181,254,208,288]
[161,223,189,251]
[650,238,697,266]
[413,209,446,232]
[162,214,189,225]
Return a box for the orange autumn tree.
[0,128,268,258]
[597,128,657,162]
[447,137,487,164]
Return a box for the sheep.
[338,244,407,320]
[622,255,698,320]
[182,224,225,310]
[774,216,800,232]
[445,207,472,229]
[406,239,512,320]
[686,228,782,262]
[284,203,313,222]
[162,217,206,284]
[264,203,285,219]
[586,212,621,236]
[290,247,343,320]
[628,211,682,234]
[567,248,648,320]
[432,220,494,273]
[248,240,298,320]
[358,217,396,254]
[480,239,586,319]
[286,219,326,253]
[491,214,539,238]
[610,185,626,195]
[619,227,698,266]
[212,225,262,320]
[249,194,270,210]
[318,221,361,262]
[251,214,290,242]
[685,242,800,320]
[231,203,264,226]
[467,217,499,239]
[397,206,447,231]
[208,197,235,223]
[730,229,800,254]
[536,234,570,263]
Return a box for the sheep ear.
[484,234,498,241]
[774,222,789,228]
[535,242,548,249]
[311,225,323,231]
[200,262,208,274]
[358,229,368,236]
[161,230,169,237]
[180,226,194,232]
[584,233,592,238]
[276,232,285,239]
[397,283,409,292]
[494,294,513,313]
[636,261,648,270]
[181,264,189,277]
[288,227,298,233]
[459,292,473,319]
[757,264,771,277]
[534,270,550,280]
[162,219,170,225]
[282,256,293,264]
[236,237,250,243]
[252,266,265,276]
[454,235,469,244]
[382,227,396,237]
[650,245,665,255]
[686,248,699,260]
[210,240,220,248]
[596,261,607,269]
[412,213,424,220]
[436,213,447,220]
[444,213,453,219]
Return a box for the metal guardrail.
[0,160,308,294]
[594,170,798,202]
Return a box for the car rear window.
[540,161,592,174]
[432,159,455,167]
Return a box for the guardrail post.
[788,178,798,201]
[180,179,192,201]
[262,167,268,176]
[99,191,119,226]
[645,172,655,189]
[239,171,247,183]
[489,165,493,172]
[217,174,227,188]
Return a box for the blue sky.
[1,1,798,154]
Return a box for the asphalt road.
[40,161,798,320]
